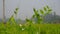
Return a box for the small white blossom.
[19,24,22,27]
[22,28,25,31]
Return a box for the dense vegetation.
[0,23,60,34]
[0,6,60,34]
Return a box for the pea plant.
[32,5,52,24]
[6,7,19,25]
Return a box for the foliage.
[0,22,60,34]
[0,6,59,34]
[32,6,52,24]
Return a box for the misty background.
[0,0,60,20]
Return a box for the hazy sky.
[0,0,60,20]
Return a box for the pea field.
[0,6,60,34]
[0,22,60,34]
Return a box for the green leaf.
[15,8,19,11]
[32,15,35,18]
[48,9,52,11]
[46,6,49,9]
[33,8,38,16]
[14,11,17,14]
[40,9,44,14]
[37,14,40,17]
[33,8,36,12]
[33,8,37,14]
[44,7,47,11]
[10,15,14,21]
[14,8,19,15]
[26,18,29,22]
[46,10,51,14]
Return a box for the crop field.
[0,22,60,34]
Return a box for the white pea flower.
[19,24,22,27]
[22,28,25,31]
